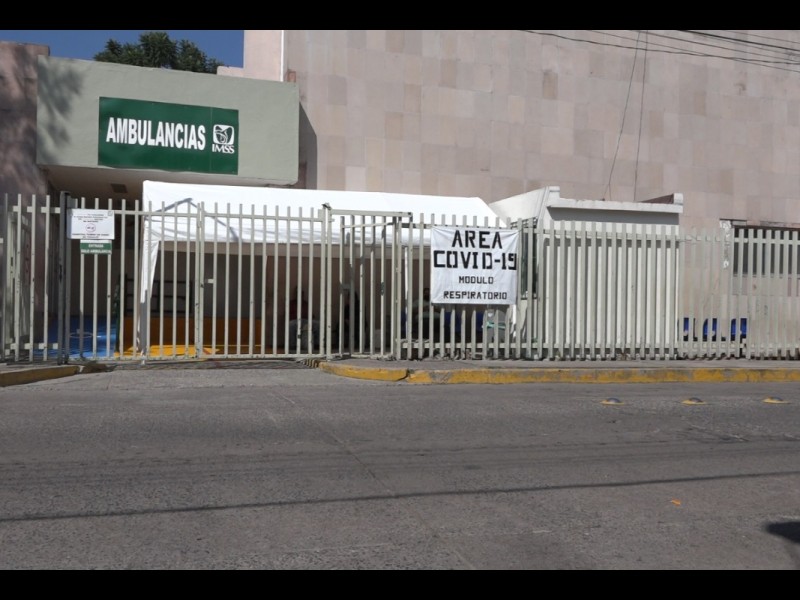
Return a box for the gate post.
[57,192,69,364]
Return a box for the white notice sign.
[430,226,518,305]
[68,209,115,240]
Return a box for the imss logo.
[212,124,236,154]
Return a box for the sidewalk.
[0,362,81,387]
[3,356,800,388]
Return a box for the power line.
[628,30,800,64]
[634,32,647,202]
[605,31,642,203]
[522,30,800,74]
[683,30,800,55]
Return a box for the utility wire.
[627,30,800,63]
[634,32,647,202]
[522,30,800,74]
[684,30,800,55]
[605,31,641,202]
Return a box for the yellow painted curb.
[319,362,409,382]
[0,365,81,387]
[402,368,800,385]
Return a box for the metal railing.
[3,192,799,363]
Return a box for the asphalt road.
[1,367,798,569]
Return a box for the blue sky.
[0,30,244,68]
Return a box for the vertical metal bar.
[624,224,632,359]
[379,215,387,357]
[401,220,410,359]
[512,217,522,359]
[76,198,86,359]
[734,226,745,358]
[249,205,256,356]
[211,202,219,356]
[197,202,205,358]
[567,220,576,359]
[632,226,642,358]
[13,195,22,360]
[697,229,706,358]
[224,203,231,355]
[788,230,800,359]
[236,205,243,355]
[273,205,280,356]
[184,203,191,358]
[717,227,726,357]
[297,207,305,355]
[55,193,65,364]
[764,228,773,357]
[105,199,113,360]
[676,230,685,358]
[281,207,290,355]
[415,213,423,358]
[656,225,674,360]
[119,200,126,359]
[171,201,178,359]
[692,229,701,358]
[396,214,404,360]
[553,221,567,360]
[285,208,292,355]
[681,230,692,358]
[766,228,774,358]
[780,229,789,357]
[789,230,800,359]
[723,224,734,358]
[133,200,140,358]
[28,195,37,362]
[597,223,608,358]
[745,228,754,358]
[309,209,317,356]
[1,194,7,362]
[64,197,73,362]
[710,227,720,357]
[544,224,554,359]
[1,193,6,362]
[90,198,99,359]
[368,215,376,357]
[587,221,596,360]
[609,223,619,358]
[753,228,763,358]
[42,196,51,361]
[647,224,656,359]
[358,214,365,355]
[157,199,165,358]
[260,206,268,355]
[664,226,674,359]
[317,205,333,359]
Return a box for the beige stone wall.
[0,42,49,195]
[273,30,800,230]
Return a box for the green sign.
[80,241,112,255]
[98,97,238,175]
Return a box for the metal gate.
[324,209,409,358]
[1,192,67,363]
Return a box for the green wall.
[36,56,298,185]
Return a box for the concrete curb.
[319,361,409,382]
[0,365,81,387]
[319,362,800,384]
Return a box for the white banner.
[430,226,518,305]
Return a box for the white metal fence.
[2,192,799,363]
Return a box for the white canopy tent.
[137,180,506,351]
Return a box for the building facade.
[224,30,800,231]
[2,31,800,362]
[4,31,800,230]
